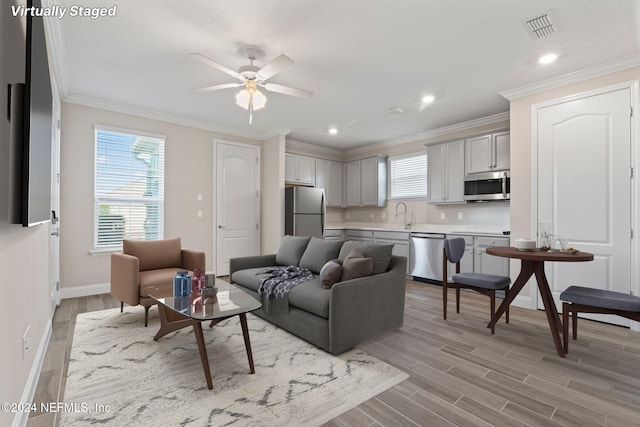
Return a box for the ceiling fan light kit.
[190,45,313,124]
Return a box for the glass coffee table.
[148,279,262,390]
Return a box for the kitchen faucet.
[395,202,411,229]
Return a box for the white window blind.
[94,126,165,249]
[389,153,428,199]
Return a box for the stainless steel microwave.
[464,171,510,201]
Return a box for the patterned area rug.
[61,307,408,426]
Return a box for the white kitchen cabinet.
[474,236,509,276]
[346,161,361,206]
[315,159,343,207]
[448,234,509,277]
[344,229,373,243]
[373,231,410,273]
[345,155,387,207]
[427,140,465,204]
[465,131,510,174]
[285,153,315,185]
[323,229,343,240]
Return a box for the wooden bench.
[560,286,640,353]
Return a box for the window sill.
[89,247,122,256]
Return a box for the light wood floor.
[27,280,640,426]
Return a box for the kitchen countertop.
[326,223,510,237]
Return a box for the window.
[388,153,428,199]
[94,125,165,249]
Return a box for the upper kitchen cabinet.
[285,153,316,185]
[465,130,510,174]
[346,155,387,207]
[315,159,343,207]
[427,140,465,204]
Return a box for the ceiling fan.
[190,46,313,124]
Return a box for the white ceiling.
[49,0,640,150]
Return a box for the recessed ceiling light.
[328,127,338,135]
[539,53,558,64]
[421,94,435,104]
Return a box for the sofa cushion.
[275,235,311,266]
[299,238,344,273]
[319,260,343,289]
[338,241,393,274]
[341,249,373,281]
[123,237,182,271]
[232,268,330,318]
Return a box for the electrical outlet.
[23,326,30,358]
[196,210,203,218]
[458,212,463,220]
[197,193,203,202]
[382,212,386,219]
[440,212,445,220]
[370,213,375,219]
[346,212,350,219]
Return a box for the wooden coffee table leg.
[239,313,255,374]
[193,322,214,390]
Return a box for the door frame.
[213,139,261,276]
[530,80,639,330]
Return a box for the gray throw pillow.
[338,241,393,274]
[340,249,373,281]
[275,235,311,266]
[299,238,344,274]
[319,259,343,289]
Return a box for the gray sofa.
[229,236,407,355]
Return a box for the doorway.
[533,84,635,327]
[214,140,261,276]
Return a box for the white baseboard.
[12,320,52,427]
[59,282,110,299]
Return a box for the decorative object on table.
[537,223,553,250]
[514,238,536,251]
[173,270,191,297]
[201,286,218,304]
[192,268,205,293]
[62,307,408,426]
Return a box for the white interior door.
[215,141,260,276]
[50,100,60,313]
[537,87,632,326]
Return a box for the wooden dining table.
[485,246,594,357]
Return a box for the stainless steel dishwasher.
[409,233,446,283]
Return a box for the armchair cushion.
[123,237,182,271]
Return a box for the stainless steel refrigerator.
[285,186,325,238]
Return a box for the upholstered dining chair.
[560,286,640,353]
[442,238,511,334]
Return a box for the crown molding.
[344,111,510,156]
[286,139,344,157]
[501,54,640,100]
[261,127,292,140]
[63,94,264,140]
[41,0,69,98]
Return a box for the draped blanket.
[258,266,314,314]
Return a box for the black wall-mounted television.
[8,0,53,227]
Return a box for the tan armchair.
[110,237,205,326]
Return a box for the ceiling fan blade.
[189,53,241,79]
[263,83,313,99]
[257,55,294,81]
[192,82,243,93]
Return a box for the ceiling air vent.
[524,10,556,39]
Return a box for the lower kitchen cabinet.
[344,229,373,243]
[323,229,343,240]
[373,231,410,274]
[453,234,509,277]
